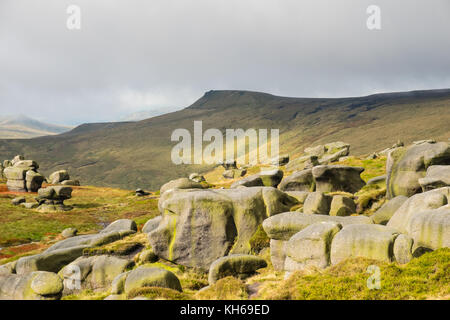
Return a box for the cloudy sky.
[1,0,449,125]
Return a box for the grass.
[195,276,249,300]
[83,233,148,256]
[0,184,160,261]
[336,156,386,182]
[256,248,450,300]
[127,287,191,300]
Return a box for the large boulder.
[262,211,373,241]
[330,224,399,265]
[142,216,163,234]
[4,167,28,192]
[303,192,332,215]
[25,170,45,192]
[393,234,414,264]
[312,165,366,193]
[149,187,298,269]
[49,170,70,184]
[329,195,356,216]
[371,196,408,225]
[123,266,182,294]
[208,254,267,284]
[231,169,283,188]
[386,142,450,199]
[0,271,63,300]
[60,255,134,291]
[100,219,137,234]
[418,165,450,192]
[159,177,206,195]
[278,169,315,192]
[285,221,342,271]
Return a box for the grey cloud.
[0,0,449,125]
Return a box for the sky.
[1,0,449,125]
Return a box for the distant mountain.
[0,115,72,139]
[0,89,449,190]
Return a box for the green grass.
[256,248,450,300]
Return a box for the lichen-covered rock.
[285,222,342,271]
[61,180,80,186]
[393,234,414,264]
[371,196,408,225]
[60,255,134,291]
[12,196,26,206]
[25,170,45,192]
[0,271,63,300]
[149,187,297,269]
[269,239,288,271]
[61,228,78,238]
[312,165,366,193]
[387,187,450,234]
[263,211,372,241]
[231,169,283,188]
[386,142,450,199]
[208,254,267,284]
[330,224,399,265]
[329,195,356,216]
[367,175,387,186]
[49,170,70,184]
[135,249,158,265]
[285,191,310,204]
[160,177,206,195]
[189,173,206,183]
[278,169,315,192]
[303,192,332,215]
[100,219,137,234]
[124,266,182,294]
[142,216,163,234]
[418,165,450,192]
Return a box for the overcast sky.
[1,0,449,125]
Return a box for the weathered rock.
[3,160,12,168]
[149,187,298,269]
[11,155,24,165]
[208,254,267,284]
[329,195,356,216]
[12,196,26,206]
[60,255,134,291]
[269,239,288,271]
[285,191,310,204]
[100,219,137,234]
[110,271,130,294]
[220,160,238,170]
[330,224,399,265]
[418,165,450,191]
[135,249,158,264]
[26,170,45,192]
[278,169,315,192]
[61,228,78,238]
[367,175,387,186]
[4,167,28,192]
[0,271,63,300]
[160,177,206,195]
[124,266,182,294]
[312,165,366,193]
[263,211,372,241]
[386,142,450,199]
[393,234,414,264]
[189,173,206,183]
[14,160,39,170]
[21,202,39,209]
[49,170,70,184]
[0,262,16,275]
[371,196,408,225]
[6,179,27,192]
[285,222,342,270]
[142,216,163,234]
[37,186,73,201]
[222,169,235,179]
[61,180,80,186]
[231,169,283,188]
[303,192,332,215]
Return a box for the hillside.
[0,89,449,190]
[0,115,72,139]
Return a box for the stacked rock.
[3,155,45,192]
[49,170,80,186]
[35,186,73,212]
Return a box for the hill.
[0,115,72,139]
[0,89,449,190]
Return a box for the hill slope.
[0,115,72,139]
[0,89,449,190]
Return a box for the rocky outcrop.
[386,141,450,199]
[278,169,315,192]
[142,216,163,234]
[35,186,73,212]
[312,165,366,193]
[286,142,350,171]
[231,169,283,188]
[330,224,399,264]
[123,266,182,294]
[208,254,267,284]
[159,177,206,195]
[49,170,70,184]
[371,196,408,225]
[149,187,298,269]
[0,271,64,300]
[3,155,44,192]
[303,192,332,215]
[329,195,356,216]
[418,165,450,192]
